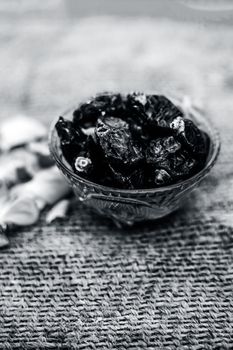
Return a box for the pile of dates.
[55,92,210,189]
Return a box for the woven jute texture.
[1,12,233,349]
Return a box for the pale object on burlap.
[0,16,232,350]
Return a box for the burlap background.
[0,10,233,349]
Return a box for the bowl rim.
[48,95,221,194]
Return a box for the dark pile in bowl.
[55,92,210,189]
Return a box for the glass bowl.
[48,96,220,226]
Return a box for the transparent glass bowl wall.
[49,98,220,226]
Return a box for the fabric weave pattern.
[0,15,233,349]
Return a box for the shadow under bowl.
[49,99,220,227]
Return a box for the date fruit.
[56,93,210,189]
[55,116,86,166]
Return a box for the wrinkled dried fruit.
[57,92,210,189]
[177,119,208,157]
[126,92,148,126]
[169,150,198,180]
[154,169,172,186]
[107,163,145,189]
[95,117,143,169]
[73,93,126,129]
[152,95,183,129]
[55,116,86,166]
[146,137,181,165]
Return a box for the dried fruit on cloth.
[57,93,210,189]
[95,117,143,169]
